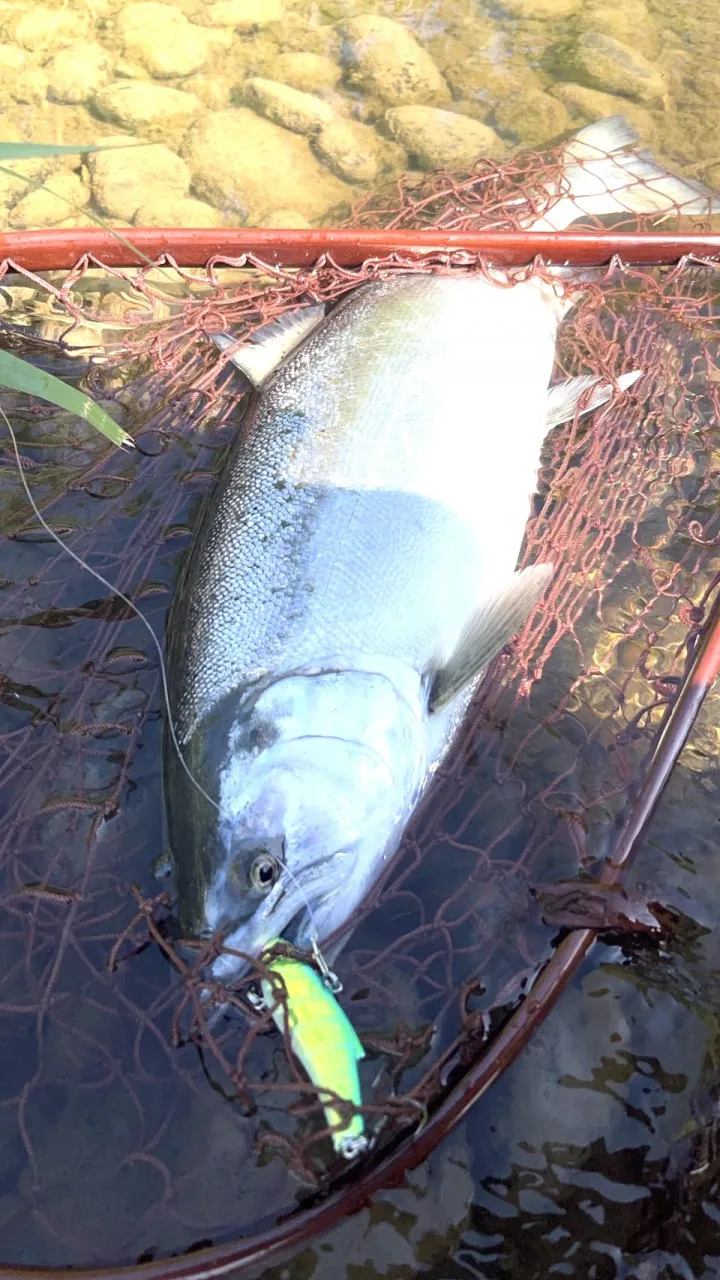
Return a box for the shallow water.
[0,0,717,234]
[0,261,718,1277]
[0,0,720,1276]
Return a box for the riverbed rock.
[88,137,190,220]
[8,172,91,229]
[578,0,660,58]
[202,0,282,27]
[7,5,87,52]
[492,88,570,147]
[0,43,23,70]
[243,77,336,134]
[560,31,665,103]
[116,2,210,78]
[313,117,392,183]
[500,0,582,15]
[445,54,542,115]
[272,50,341,94]
[342,15,449,107]
[256,207,311,227]
[181,107,352,224]
[45,44,111,104]
[134,195,225,226]
[92,82,200,143]
[386,105,503,170]
[549,82,654,140]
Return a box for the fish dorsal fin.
[210,303,326,388]
[428,563,554,713]
[546,370,642,429]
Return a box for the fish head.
[201,669,426,982]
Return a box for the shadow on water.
[0,271,718,1277]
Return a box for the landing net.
[0,135,718,1270]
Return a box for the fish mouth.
[208,870,330,984]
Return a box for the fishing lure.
[260,946,369,1159]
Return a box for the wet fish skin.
[165,268,558,974]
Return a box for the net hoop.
[0,227,719,271]
[0,223,719,1277]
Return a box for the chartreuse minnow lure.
[260,948,368,1159]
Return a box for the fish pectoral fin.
[428,563,554,713]
[210,304,327,388]
[546,369,642,429]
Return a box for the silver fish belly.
[164,272,557,975]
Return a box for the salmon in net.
[0,120,717,1269]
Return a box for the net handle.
[0,227,719,270]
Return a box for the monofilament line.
[0,402,220,814]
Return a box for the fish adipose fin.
[533,115,720,232]
[428,563,554,713]
[546,369,642,428]
[210,304,326,388]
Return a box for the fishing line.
[273,858,340,991]
[3,403,342,982]
[0,402,220,814]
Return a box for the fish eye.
[249,852,281,893]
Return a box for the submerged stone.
[312,117,397,184]
[560,31,665,103]
[93,82,200,142]
[243,77,336,134]
[342,15,449,107]
[181,107,353,224]
[88,137,190,220]
[493,88,570,147]
[45,43,111,104]
[386,105,503,171]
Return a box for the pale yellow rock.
[116,2,210,78]
[501,0,581,14]
[386,105,503,171]
[312,117,385,183]
[181,107,352,225]
[134,195,225,227]
[45,44,110,105]
[203,0,282,27]
[93,82,200,141]
[190,77,232,110]
[549,82,654,141]
[579,0,659,58]
[256,207,311,228]
[9,172,91,229]
[11,5,87,51]
[272,51,341,94]
[0,42,23,68]
[343,15,449,108]
[445,55,542,112]
[89,138,190,220]
[9,70,47,106]
[243,77,336,134]
[492,88,570,147]
[560,31,665,103]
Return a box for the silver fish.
[164,118,718,981]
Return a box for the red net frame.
[0,132,718,1276]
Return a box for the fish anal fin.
[210,304,326,388]
[546,369,642,429]
[428,563,554,713]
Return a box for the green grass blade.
[0,349,133,448]
[0,141,148,160]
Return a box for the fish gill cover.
[0,134,718,1269]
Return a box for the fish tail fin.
[532,115,720,232]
